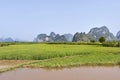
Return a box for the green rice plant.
[0,43,119,60]
[0,43,120,68]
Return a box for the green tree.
[99,37,106,43]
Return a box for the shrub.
[99,37,106,43]
[102,41,120,47]
[117,42,120,47]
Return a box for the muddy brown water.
[0,66,120,80]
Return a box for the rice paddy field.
[0,43,120,72]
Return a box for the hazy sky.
[0,0,120,41]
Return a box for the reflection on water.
[0,66,120,80]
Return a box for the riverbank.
[0,60,35,73]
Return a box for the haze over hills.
[35,32,73,42]
[0,26,120,42]
[0,37,14,42]
[0,37,30,42]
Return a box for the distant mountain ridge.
[0,37,14,42]
[87,26,116,41]
[35,32,73,42]
[63,34,73,42]
[35,26,119,42]
[72,32,90,42]
[1,26,118,42]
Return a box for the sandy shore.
[0,66,10,69]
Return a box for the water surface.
[0,66,120,80]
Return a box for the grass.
[0,43,120,69]
[29,55,120,68]
[0,44,103,60]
